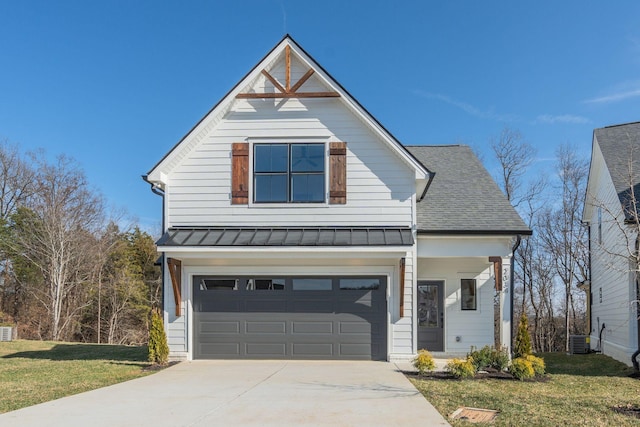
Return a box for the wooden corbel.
[167,258,182,316]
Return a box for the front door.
[417,280,444,352]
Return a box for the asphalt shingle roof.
[407,145,531,235]
[594,122,640,221]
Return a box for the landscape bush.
[412,349,436,375]
[509,357,535,380]
[525,354,546,376]
[467,345,510,371]
[446,357,476,379]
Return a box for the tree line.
[0,140,160,344]
[490,128,589,353]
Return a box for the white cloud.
[535,114,590,124]
[413,90,519,122]
[585,89,640,104]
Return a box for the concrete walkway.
[0,360,450,427]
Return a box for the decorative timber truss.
[236,46,341,99]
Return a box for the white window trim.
[247,136,333,208]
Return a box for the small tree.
[148,308,169,365]
[514,313,532,358]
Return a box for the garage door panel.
[199,343,240,356]
[246,343,287,356]
[292,343,334,356]
[246,321,286,334]
[291,299,334,312]
[245,300,287,312]
[200,321,240,334]
[292,321,333,334]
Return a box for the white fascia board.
[158,245,411,259]
[582,135,599,223]
[417,235,514,258]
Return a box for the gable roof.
[407,145,531,235]
[144,34,432,197]
[591,121,640,222]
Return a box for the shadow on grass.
[541,352,637,377]
[2,343,149,362]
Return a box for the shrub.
[490,346,511,371]
[412,349,436,375]
[467,345,510,371]
[468,345,493,371]
[514,313,532,358]
[509,357,534,380]
[446,357,476,379]
[148,308,169,365]
[525,354,546,376]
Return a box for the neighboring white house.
[583,121,640,368]
[143,35,530,361]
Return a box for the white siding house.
[144,35,530,361]
[583,122,640,368]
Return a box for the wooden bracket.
[399,258,406,317]
[236,44,340,99]
[489,256,502,291]
[167,258,182,316]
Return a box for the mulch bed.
[404,367,550,382]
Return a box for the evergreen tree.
[148,308,169,365]
[514,313,533,358]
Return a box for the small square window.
[461,279,476,310]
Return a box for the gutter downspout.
[510,235,522,354]
[143,175,166,312]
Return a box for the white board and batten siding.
[587,142,638,365]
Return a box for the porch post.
[500,257,512,353]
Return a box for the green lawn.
[0,340,153,413]
[409,352,640,426]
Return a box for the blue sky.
[1,1,639,234]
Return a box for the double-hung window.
[253,143,325,203]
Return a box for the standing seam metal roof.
[156,227,414,247]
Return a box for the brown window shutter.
[329,141,347,204]
[231,142,249,204]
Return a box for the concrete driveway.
[0,360,449,427]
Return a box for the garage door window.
[200,279,238,291]
[340,278,381,290]
[247,278,285,290]
[292,278,332,291]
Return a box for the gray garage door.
[193,275,387,360]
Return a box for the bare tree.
[491,127,538,208]
[538,144,589,352]
[7,154,105,340]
